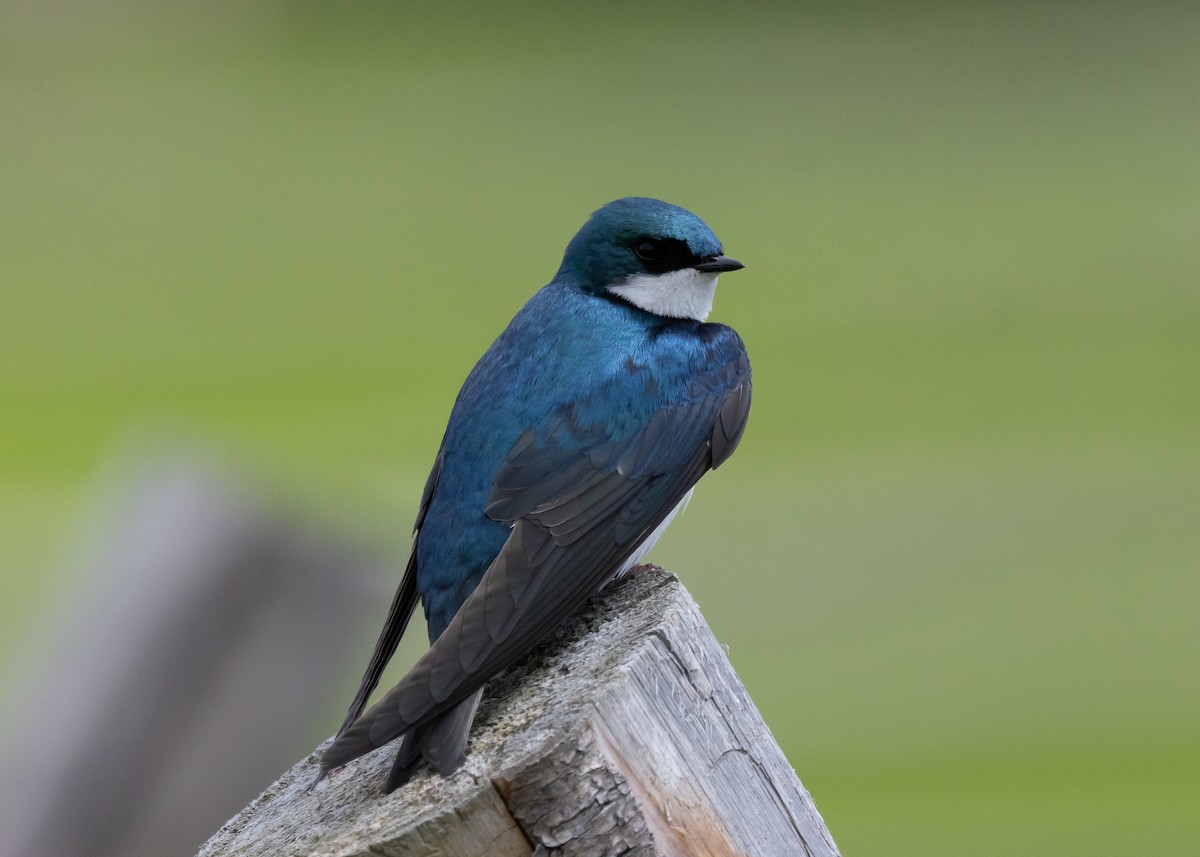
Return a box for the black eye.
[633,240,663,263]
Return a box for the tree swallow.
[320,197,751,792]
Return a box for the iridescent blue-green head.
[554,197,744,321]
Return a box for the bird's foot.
[625,562,662,578]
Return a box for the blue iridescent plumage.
[321,197,751,791]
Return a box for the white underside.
[607,269,720,321]
[615,487,694,578]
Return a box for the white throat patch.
[607,268,720,321]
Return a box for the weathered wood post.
[199,568,840,857]
[0,455,392,857]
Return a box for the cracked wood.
[197,569,840,857]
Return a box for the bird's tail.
[384,686,484,793]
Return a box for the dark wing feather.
[336,445,445,735]
[324,456,707,768]
[322,352,750,773]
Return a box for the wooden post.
[0,455,392,857]
[199,569,840,857]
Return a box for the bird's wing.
[322,343,750,772]
[336,445,446,735]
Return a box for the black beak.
[693,255,744,273]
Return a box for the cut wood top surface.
[198,568,839,857]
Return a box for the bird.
[319,197,751,793]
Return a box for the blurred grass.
[2,1,1198,853]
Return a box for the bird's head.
[554,197,743,321]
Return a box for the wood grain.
[198,568,840,857]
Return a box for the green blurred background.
[2,1,1197,853]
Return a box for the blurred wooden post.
[199,569,841,857]
[0,454,393,857]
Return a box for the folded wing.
[321,340,750,773]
